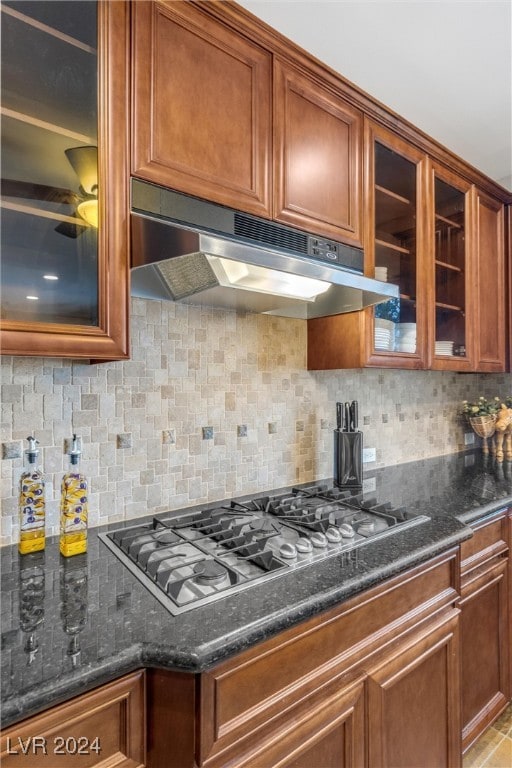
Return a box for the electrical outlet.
[362,447,376,463]
[363,477,377,493]
[464,432,475,446]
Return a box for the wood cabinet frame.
[0,1,131,360]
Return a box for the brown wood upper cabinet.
[308,122,507,372]
[0,1,130,360]
[308,120,428,370]
[132,3,363,248]
[273,58,363,245]
[472,189,506,372]
[131,0,272,218]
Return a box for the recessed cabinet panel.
[131,0,271,217]
[274,59,362,244]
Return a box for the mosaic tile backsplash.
[1,298,509,545]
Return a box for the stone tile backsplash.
[1,297,509,545]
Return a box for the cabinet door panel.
[274,59,362,244]
[232,678,365,768]
[473,191,506,371]
[132,1,271,217]
[0,672,145,767]
[460,559,509,750]
[367,615,461,768]
[429,162,473,370]
[0,1,130,360]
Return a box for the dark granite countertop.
[2,450,511,728]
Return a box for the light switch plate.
[362,447,376,463]
[464,432,475,446]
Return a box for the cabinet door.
[230,678,365,768]
[365,122,428,368]
[429,163,473,370]
[459,511,510,750]
[273,58,362,245]
[0,1,130,360]
[0,671,145,767]
[460,560,509,750]
[132,0,271,218]
[367,614,461,768]
[307,121,427,371]
[473,190,506,371]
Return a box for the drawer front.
[460,512,508,575]
[0,672,145,768]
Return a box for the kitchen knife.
[336,402,344,431]
[345,402,351,432]
[351,401,358,431]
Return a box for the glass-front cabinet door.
[365,122,427,368]
[0,1,129,359]
[430,163,472,370]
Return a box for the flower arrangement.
[461,396,501,418]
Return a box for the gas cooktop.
[99,484,429,614]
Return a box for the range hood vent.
[130,180,399,319]
[233,212,308,254]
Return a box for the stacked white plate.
[375,266,388,282]
[395,322,416,353]
[435,340,455,356]
[374,318,395,350]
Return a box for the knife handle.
[336,402,343,431]
[345,402,351,432]
[351,401,358,431]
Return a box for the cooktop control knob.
[296,537,313,553]
[279,542,297,559]
[326,526,342,543]
[339,523,355,538]
[310,531,328,548]
[358,521,375,535]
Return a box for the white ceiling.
[238,0,512,192]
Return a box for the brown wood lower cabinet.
[4,535,511,768]
[146,549,462,768]
[0,671,145,767]
[459,509,511,752]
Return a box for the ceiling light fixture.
[43,274,59,281]
[65,145,98,229]
[26,295,39,300]
[76,198,98,228]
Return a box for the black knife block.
[334,430,363,489]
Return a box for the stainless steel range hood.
[130,180,398,319]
